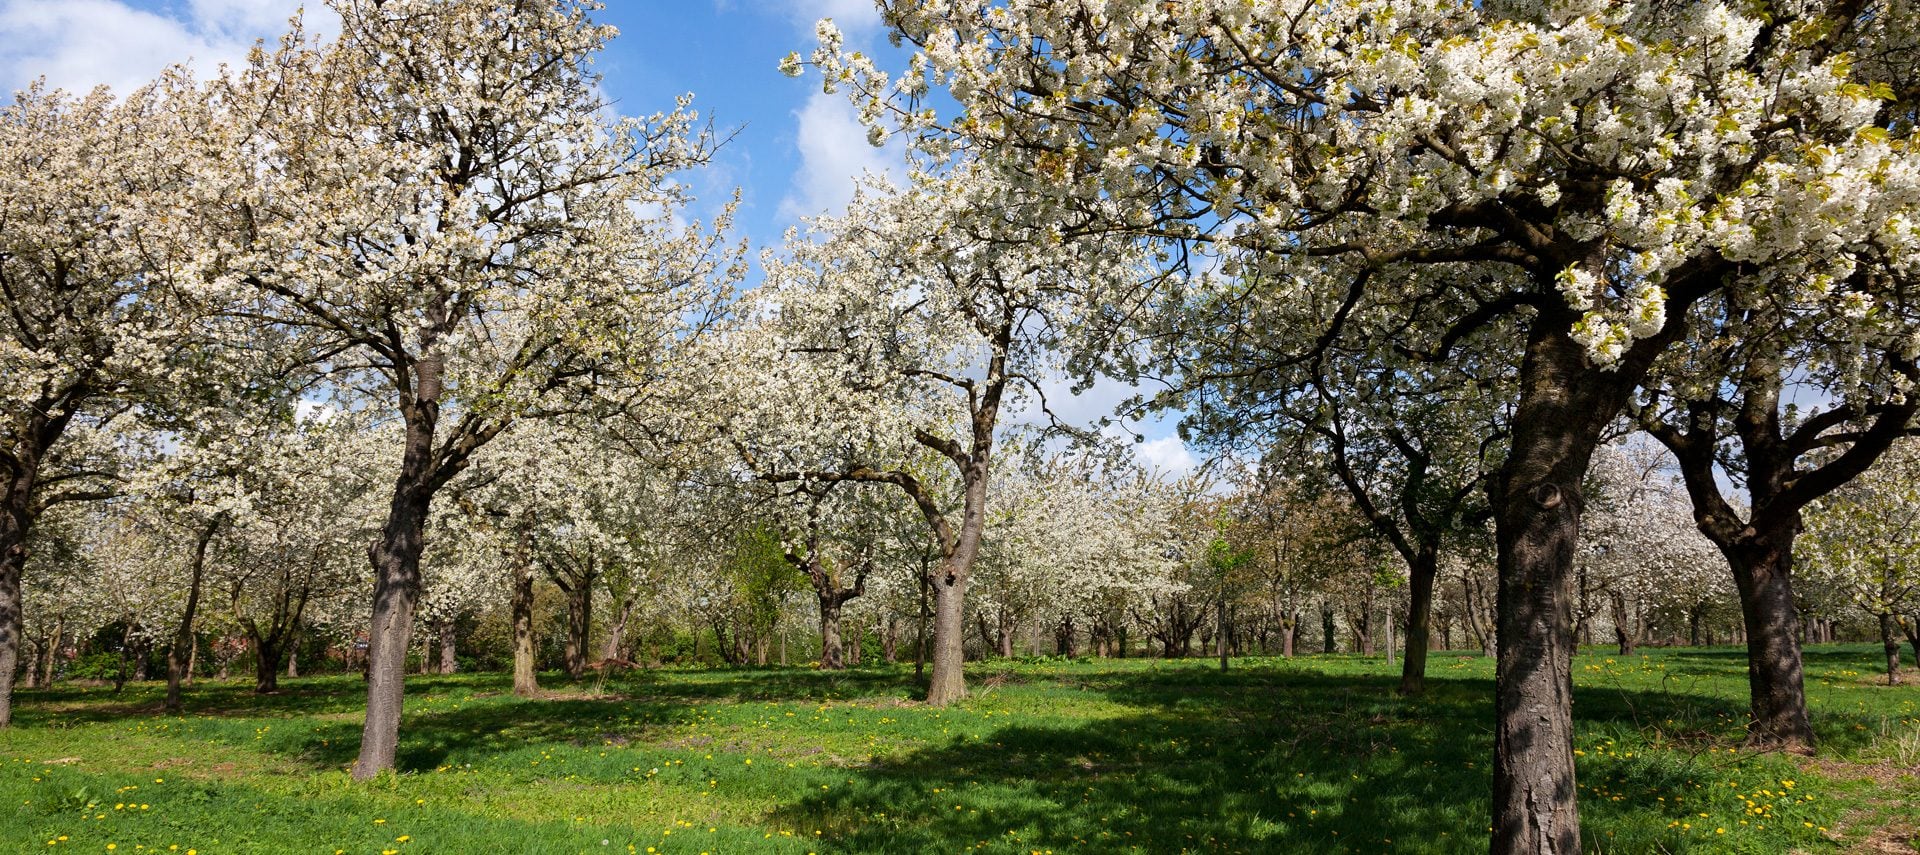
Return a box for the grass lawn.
[2,645,1915,854]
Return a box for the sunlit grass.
[3,644,1914,853]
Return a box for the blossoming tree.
[204,0,737,778]
[794,1,1920,847]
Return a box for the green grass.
[3,645,1916,853]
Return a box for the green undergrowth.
[3,645,1915,853]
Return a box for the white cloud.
[776,89,903,219]
[0,0,332,96]
[1135,435,1198,477]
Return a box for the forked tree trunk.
[604,594,636,667]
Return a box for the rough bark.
[511,537,538,697]
[1490,319,1644,855]
[926,567,969,704]
[1723,539,1816,747]
[819,598,846,670]
[351,433,436,781]
[165,519,221,713]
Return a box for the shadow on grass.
[15,650,1903,854]
[768,669,1488,853]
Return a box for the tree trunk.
[1385,608,1396,668]
[1725,539,1814,749]
[1881,613,1903,685]
[1320,601,1335,654]
[1490,318,1642,855]
[1610,591,1637,656]
[1399,548,1437,694]
[437,618,456,675]
[351,468,434,781]
[925,563,969,705]
[603,594,636,667]
[563,584,591,679]
[167,520,220,714]
[819,597,845,670]
[914,564,930,680]
[1217,599,1229,672]
[40,617,63,688]
[0,515,26,728]
[511,546,538,697]
[254,640,282,694]
[1281,614,1295,658]
[287,643,297,679]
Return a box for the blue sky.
[0,0,1198,473]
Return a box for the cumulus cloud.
[0,0,332,96]
[776,89,903,219]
